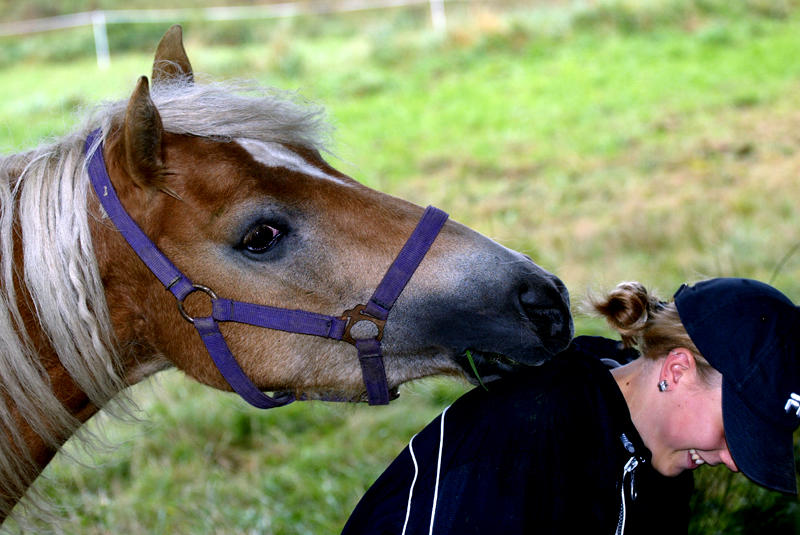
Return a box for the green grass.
[2,0,800,533]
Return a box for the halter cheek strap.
[84,129,448,407]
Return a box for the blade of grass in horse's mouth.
[456,349,522,384]
[465,350,489,391]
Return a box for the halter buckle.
[340,304,386,345]
[177,284,218,324]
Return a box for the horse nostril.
[519,277,566,311]
[519,276,572,342]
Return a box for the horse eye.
[241,223,282,253]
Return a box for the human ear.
[659,348,696,389]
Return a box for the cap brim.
[723,380,798,494]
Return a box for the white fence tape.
[0,0,450,68]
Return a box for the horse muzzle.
[388,248,573,383]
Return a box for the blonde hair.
[587,281,717,383]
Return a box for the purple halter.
[84,129,448,407]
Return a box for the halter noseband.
[84,129,448,407]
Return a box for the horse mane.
[95,76,331,150]
[0,75,330,521]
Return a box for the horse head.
[0,25,573,521]
[93,26,573,404]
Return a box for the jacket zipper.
[615,456,639,535]
[615,434,640,535]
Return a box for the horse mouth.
[453,350,528,385]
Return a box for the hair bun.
[590,281,663,347]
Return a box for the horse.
[0,26,572,523]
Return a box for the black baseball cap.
[674,278,800,493]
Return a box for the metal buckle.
[177,284,218,324]
[340,304,386,345]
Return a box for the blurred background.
[1,0,800,533]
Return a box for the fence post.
[92,11,111,70]
[430,0,446,32]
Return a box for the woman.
[341,278,800,534]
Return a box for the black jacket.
[342,336,693,534]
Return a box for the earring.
[658,380,668,392]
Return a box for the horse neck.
[0,347,99,522]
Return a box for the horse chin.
[355,386,401,404]
[287,386,401,404]
[453,349,540,385]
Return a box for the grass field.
[2,0,800,533]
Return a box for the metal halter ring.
[340,304,386,346]
[177,284,218,324]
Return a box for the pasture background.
[2,0,800,532]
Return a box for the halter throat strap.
[84,129,448,407]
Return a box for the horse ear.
[152,24,194,84]
[122,76,168,192]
